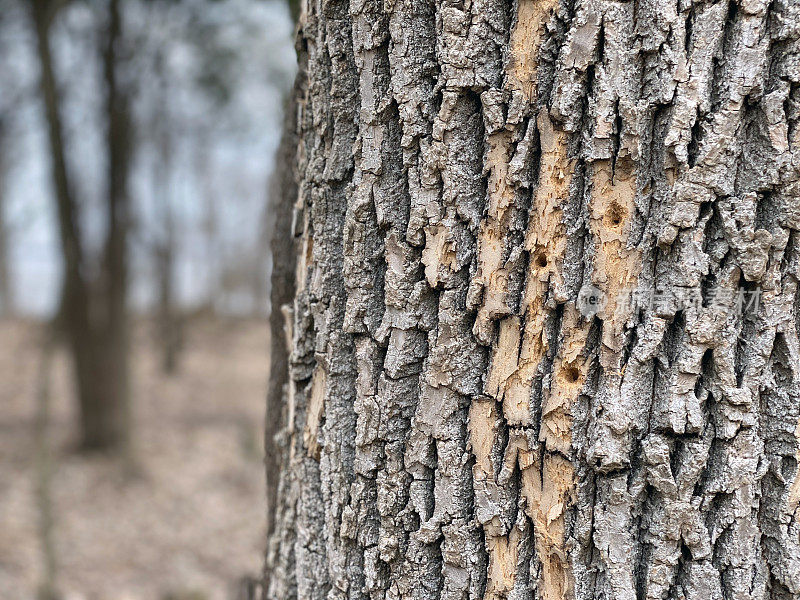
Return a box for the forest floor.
[0,317,270,600]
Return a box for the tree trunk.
[265,0,800,599]
[264,91,300,594]
[94,0,132,451]
[0,117,12,316]
[155,200,180,375]
[31,0,131,452]
[31,0,106,450]
[153,50,181,375]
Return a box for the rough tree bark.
[265,91,301,594]
[264,0,800,599]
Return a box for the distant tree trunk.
[94,0,132,450]
[153,51,181,375]
[0,194,10,318]
[31,0,105,450]
[264,0,800,599]
[198,133,220,313]
[155,202,180,374]
[31,0,131,452]
[0,118,11,316]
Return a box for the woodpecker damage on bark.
[264,0,800,599]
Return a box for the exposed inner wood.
[303,365,326,459]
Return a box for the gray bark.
[265,91,301,593]
[265,0,800,599]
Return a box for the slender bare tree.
[150,46,182,375]
[264,0,800,598]
[0,115,11,316]
[30,0,132,452]
[93,0,133,451]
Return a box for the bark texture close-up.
[264,0,800,598]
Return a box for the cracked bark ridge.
[264,0,800,599]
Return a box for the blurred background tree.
[0,0,294,453]
[29,0,133,452]
[0,0,296,597]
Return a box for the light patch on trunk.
[519,445,576,600]
[303,365,326,459]
[790,418,800,513]
[507,0,559,104]
[469,398,520,599]
[588,158,641,371]
[282,304,297,460]
[513,116,585,600]
[526,307,589,600]
[468,0,579,595]
[485,529,522,598]
[469,397,502,478]
[470,0,564,338]
[472,131,515,338]
[484,316,522,404]
[421,225,458,288]
[524,112,573,295]
[473,113,585,600]
[482,113,574,427]
[296,204,313,293]
[540,305,590,455]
